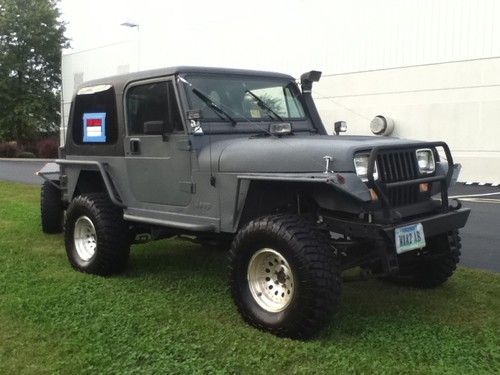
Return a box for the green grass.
[0,180,499,374]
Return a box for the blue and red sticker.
[83,112,106,143]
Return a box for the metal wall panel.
[322,0,500,74]
[60,0,500,183]
[315,58,500,184]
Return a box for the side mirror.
[334,121,347,135]
[143,120,164,135]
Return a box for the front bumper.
[323,207,471,273]
[323,207,470,242]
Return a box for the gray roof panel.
[77,66,296,93]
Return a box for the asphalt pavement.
[458,200,499,273]
[1,158,499,272]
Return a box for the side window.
[126,81,183,135]
[72,85,118,144]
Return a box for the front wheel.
[387,230,462,288]
[228,214,341,339]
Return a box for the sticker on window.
[83,112,106,143]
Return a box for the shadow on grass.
[125,239,228,280]
[117,238,465,340]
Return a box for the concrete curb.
[0,158,54,162]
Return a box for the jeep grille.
[376,150,420,206]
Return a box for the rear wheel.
[387,230,461,288]
[64,193,130,275]
[229,214,341,338]
[40,180,63,234]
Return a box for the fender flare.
[236,173,371,202]
[56,159,126,208]
[228,172,371,231]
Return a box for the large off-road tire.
[64,193,130,275]
[228,214,341,339]
[387,230,461,288]
[40,180,64,234]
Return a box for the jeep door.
[124,78,192,206]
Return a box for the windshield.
[182,74,306,122]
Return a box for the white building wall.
[61,0,500,86]
[326,0,500,74]
[60,0,500,182]
[315,58,500,184]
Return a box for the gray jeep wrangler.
[39,66,470,338]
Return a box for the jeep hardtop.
[39,66,470,338]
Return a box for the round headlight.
[416,149,435,174]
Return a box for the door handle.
[130,138,140,154]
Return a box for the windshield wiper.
[191,88,237,126]
[245,89,284,122]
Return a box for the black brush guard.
[322,141,471,274]
[367,141,453,218]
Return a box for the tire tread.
[228,214,341,338]
[64,193,129,275]
[41,180,63,234]
[389,230,461,288]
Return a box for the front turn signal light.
[419,183,430,193]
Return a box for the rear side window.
[72,85,118,144]
[126,81,183,135]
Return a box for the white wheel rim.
[247,248,295,313]
[74,216,97,261]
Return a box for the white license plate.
[395,223,426,254]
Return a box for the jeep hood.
[199,135,426,173]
